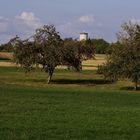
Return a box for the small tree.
[10,36,36,74]
[63,39,94,71]
[99,22,140,90]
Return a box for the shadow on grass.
[0,57,11,61]
[51,79,113,85]
[120,86,140,91]
[29,79,46,83]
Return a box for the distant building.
[80,32,88,41]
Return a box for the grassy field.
[0,67,140,140]
[0,52,13,60]
[82,54,106,70]
[0,52,106,69]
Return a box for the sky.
[0,0,140,44]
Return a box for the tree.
[63,39,94,71]
[34,25,64,83]
[10,36,36,73]
[98,22,140,90]
[108,41,122,54]
[91,38,110,54]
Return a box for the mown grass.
[0,67,140,140]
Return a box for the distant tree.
[0,44,4,51]
[80,39,95,58]
[63,40,82,71]
[108,41,122,54]
[64,37,74,41]
[91,38,110,54]
[0,42,13,52]
[98,22,140,90]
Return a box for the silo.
[80,32,88,41]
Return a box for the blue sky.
[0,0,140,43]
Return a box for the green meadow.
[0,67,140,140]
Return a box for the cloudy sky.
[0,0,140,43]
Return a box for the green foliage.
[99,22,140,90]
[63,40,82,71]
[108,42,122,54]
[63,39,95,71]
[0,43,13,52]
[80,39,95,59]
[91,39,110,54]
[11,37,36,73]
[34,25,63,83]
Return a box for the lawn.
[0,67,140,140]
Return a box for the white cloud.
[0,12,104,43]
[18,12,38,21]
[57,15,96,38]
[0,12,43,44]
[130,19,140,24]
[78,15,94,24]
[16,12,42,29]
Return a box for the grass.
[0,52,106,70]
[0,52,13,59]
[0,67,140,140]
[82,54,106,70]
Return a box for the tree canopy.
[98,22,140,90]
[91,38,110,54]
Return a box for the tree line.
[0,34,117,55]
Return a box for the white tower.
[80,32,88,41]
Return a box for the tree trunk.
[47,74,52,84]
[47,67,54,84]
[133,75,139,90]
[134,81,138,90]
